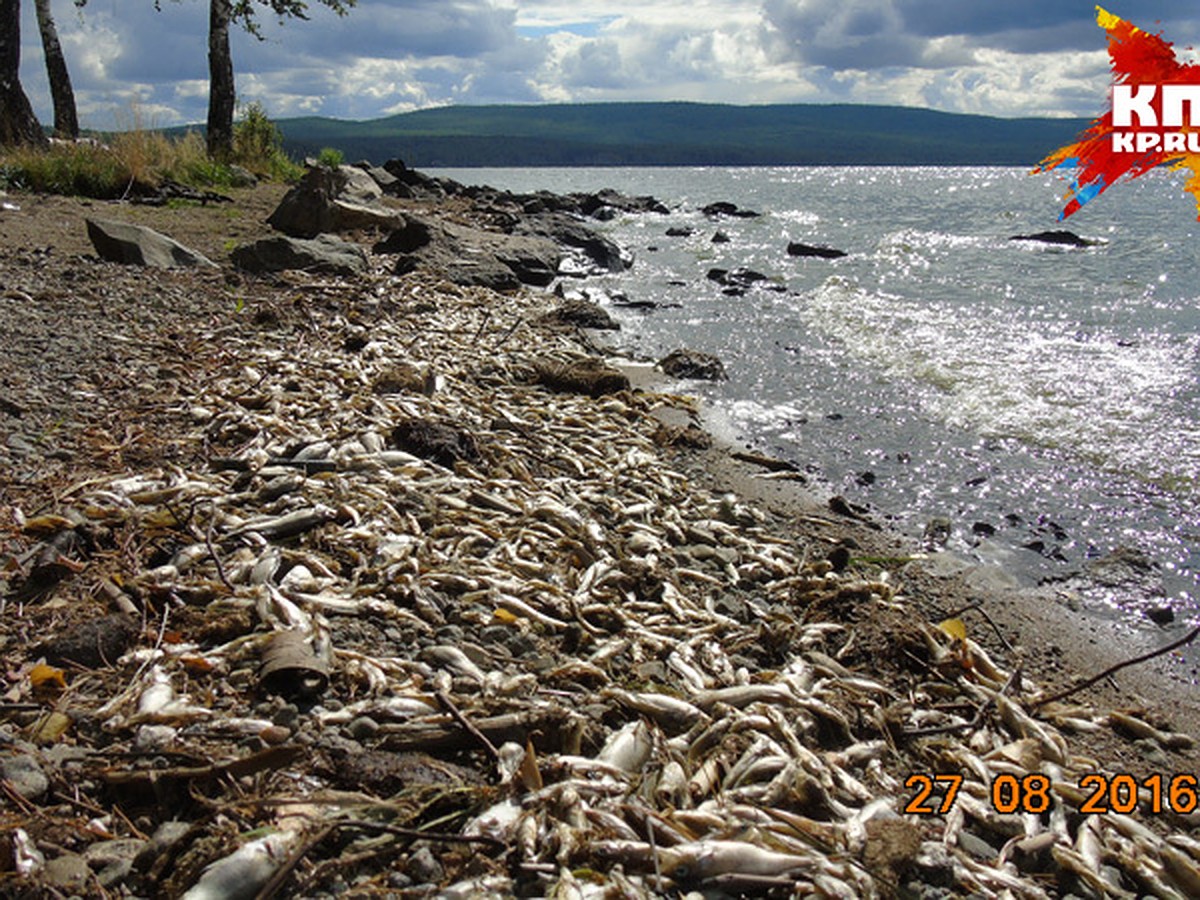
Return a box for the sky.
[14,1,1200,131]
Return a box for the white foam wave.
[798,276,1200,488]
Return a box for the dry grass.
[0,104,302,198]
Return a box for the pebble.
[1,753,48,800]
[85,839,145,887]
[271,703,301,729]
[1133,738,1172,768]
[44,853,90,891]
[955,831,996,860]
[135,724,178,751]
[348,716,381,740]
[134,820,193,871]
[408,846,444,884]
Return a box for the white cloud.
[15,0,1199,131]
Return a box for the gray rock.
[354,160,399,191]
[923,517,953,549]
[706,266,774,291]
[86,837,145,884]
[231,234,369,277]
[702,201,760,218]
[226,164,258,187]
[408,846,445,884]
[336,164,385,205]
[381,158,450,199]
[134,724,177,751]
[134,820,192,871]
[348,716,380,741]
[2,754,49,800]
[787,241,847,259]
[657,348,727,381]
[44,853,90,892]
[964,564,1020,594]
[955,831,997,860]
[84,838,147,869]
[1085,546,1159,587]
[539,299,619,330]
[514,212,630,272]
[267,164,402,237]
[86,218,218,269]
[376,212,562,290]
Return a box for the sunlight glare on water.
[434,165,1200,620]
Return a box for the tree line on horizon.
[0,0,353,158]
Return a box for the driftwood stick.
[1032,624,1200,710]
[435,690,500,761]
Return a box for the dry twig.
[1032,624,1200,710]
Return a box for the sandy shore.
[2,179,1199,896]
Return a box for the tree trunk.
[34,0,78,139]
[206,0,235,160]
[0,0,47,147]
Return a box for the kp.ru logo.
[1035,7,1200,219]
[1110,85,1200,153]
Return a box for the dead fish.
[655,840,814,881]
[180,830,299,900]
[419,645,486,681]
[229,505,337,541]
[597,720,654,775]
[690,683,795,712]
[1107,710,1195,750]
[601,687,706,732]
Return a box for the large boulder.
[702,201,760,218]
[535,357,630,397]
[657,348,727,381]
[380,158,454,200]
[538,299,619,330]
[353,160,399,192]
[572,188,670,217]
[706,267,785,294]
[787,241,847,259]
[1009,230,1101,247]
[513,213,630,273]
[375,212,562,290]
[85,218,217,269]
[267,165,402,237]
[231,234,369,277]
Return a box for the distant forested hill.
[273,102,1090,167]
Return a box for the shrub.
[233,102,303,181]
[316,146,345,168]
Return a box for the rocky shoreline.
[2,169,1199,898]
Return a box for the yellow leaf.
[491,608,519,625]
[21,514,76,537]
[30,663,67,696]
[518,738,543,792]
[28,711,72,744]
[181,655,216,675]
[937,618,968,642]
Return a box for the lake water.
[432,165,1200,628]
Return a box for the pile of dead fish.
[4,268,1200,898]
